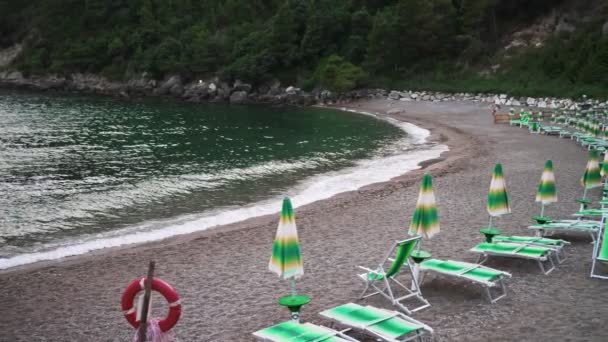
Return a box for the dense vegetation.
[1,0,607,97]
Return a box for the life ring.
[121,277,181,332]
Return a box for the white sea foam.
[0,110,448,269]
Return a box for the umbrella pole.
[540,203,545,217]
[290,279,297,296]
[488,216,493,228]
[581,188,588,211]
[583,187,588,200]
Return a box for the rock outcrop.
[0,68,601,110]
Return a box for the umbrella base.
[480,228,501,243]
[278,295,310,322]
[532,216,552,224]
[410,250,432,264]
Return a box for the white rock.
[388,90,401,100]
[399,97,412,102]
[410,93,418,99]
[526,97,536,106]
[538,101,547,108]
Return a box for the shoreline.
[0,103,456,274]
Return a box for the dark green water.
[0,90,415,262]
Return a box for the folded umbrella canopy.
[269,197,304,282]
[536,160,557,217]
[487,163,511,228]
[581,150,601,201]
[408,173,440,242]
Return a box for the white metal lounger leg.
[590,257,608,279]
[554,248,566,264]
[537,255,555,275]
[590,225,608,279]
[476,254,488,264]
[485,278,507,303]
[359,280,372,299]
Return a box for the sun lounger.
[418,259,510,303]
[357,237,430,314]
[510,114,530,127]
[253,321,358,342]
[492,235,570,263]
[319,303,432,342]
[559,130,574,138]
[529,221,600,242]
[591,222,608,279]
[470,242,556,274]
[539,125,562,135]
[573,208,608,217]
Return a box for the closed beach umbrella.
[601,153,608,178]
[487,163,511,227]
[269,197,303,289]
[536,160,557,217]
[408,173,440,242]
[582,150,601,189]
[581,151,602,200]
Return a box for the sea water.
[0,90,447,268]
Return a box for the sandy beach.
[1,99,606,341]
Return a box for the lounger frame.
[320,304,433,342]
[473,243,556,275]
[357,237,430,314]
[419,260,511,303]
[492,236,570,264]
[528,222,599,243]
[591,222,608,280]
[253,321,359,342]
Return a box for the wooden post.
[138,261,155,342]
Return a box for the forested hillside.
[1,0,608,97]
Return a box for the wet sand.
[1,99,607,341]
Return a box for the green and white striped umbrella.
[408,173,439,239]
[601,153,608,178]
[487,163,511,217]
[269,197,303,280]
[536,160,557,204]
[536,160,557,217]
[581,151,601,190]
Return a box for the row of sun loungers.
[255,204,608,341]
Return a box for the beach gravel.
[1,99,606,341]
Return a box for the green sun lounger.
[528,221,600,242]
[510,114,530,127]
[493,235,570,263]
[253,321,358,342]
[419,259,511,303]
[319,303,432,342]
[357,237,430,314]
[470,242,556,274]
[574,208,608,217]
[591,222,608,280]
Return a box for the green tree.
[315,54,367,92]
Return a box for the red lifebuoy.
[121,277,181,332]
